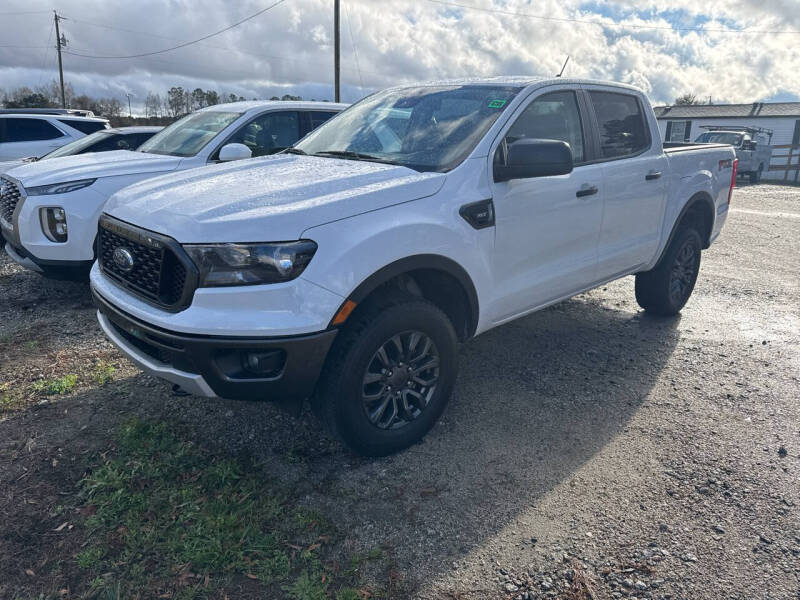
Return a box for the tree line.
[0,80,313,123]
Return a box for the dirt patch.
[1,184,798,599]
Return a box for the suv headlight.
[184,240,317,287]
[26,178,96,196]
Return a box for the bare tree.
[674,93,702,106]
[167,87,186,118]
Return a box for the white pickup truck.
[90,78,737,456]
[1,101,345,278]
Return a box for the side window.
[85,135,126,153]
[501,90,585,163]
[126,133,157,149]
[5,118,64,142]
[309,111,338,131]
[227,111,300,157]
[665,120,691,142]
[58,119,107,135]
[588,91,649,159]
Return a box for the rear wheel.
[313,296,458,456]
[749,164,763,184]
[635,227,702,316]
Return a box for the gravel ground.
[1,183,798,599]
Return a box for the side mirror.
[218,143,252,162]
[494,139,573,183]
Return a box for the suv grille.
[0,177,22,227]
[98,216,195,310]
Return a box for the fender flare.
[342,254,480,338]
[655,193,715,268]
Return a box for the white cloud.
[0,0,798,110]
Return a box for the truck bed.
[663,142,732,153]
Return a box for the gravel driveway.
[1,184,798,599]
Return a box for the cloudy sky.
[1,0,799,112]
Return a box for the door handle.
[645,171,662,181]
[575,185,598,198]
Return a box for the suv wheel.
[313,296,458,456]
[635,227,702,316]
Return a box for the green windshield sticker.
[488,99,507,108]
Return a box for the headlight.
[184,240,317,287]
[26,178,96,196]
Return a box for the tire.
[635,227,702,316]
[312,295,458,456]
[749,165,763,184]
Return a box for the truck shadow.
[175,285,681,594]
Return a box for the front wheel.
[313,297,458,456]
[635,227,702,316]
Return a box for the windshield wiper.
[282,147,306,155]
[312,150,397,165]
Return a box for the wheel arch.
[656,192,715,267]
[332,254,480,341]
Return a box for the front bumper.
[1,178,106,264]
[93,288,338,402]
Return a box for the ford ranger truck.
[90,78,737,456]
[0,101,346,279]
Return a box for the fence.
[769,144,800,184]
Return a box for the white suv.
[0,114,109,161]
[1,101,346,278]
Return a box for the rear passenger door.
[585,88,668,279]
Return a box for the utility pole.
[126,92,133,118]
[334,0,340,103]
[54,11,66,108]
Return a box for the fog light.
[243,350,286,377]
[40,207,68,243]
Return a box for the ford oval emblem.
[112,247,135,272]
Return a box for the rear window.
[2,118,64,142]
[694,132,743,146]
[588,91,649,159]
[58,119,108,135]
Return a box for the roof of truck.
[379,76,643,94]
[654,102,800,119]
[202,101,349,113]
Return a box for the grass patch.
[31,373,78,395]
[91,361,116,386]
[78,419,371,599]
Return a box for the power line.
[60,0,289,59]
[0,10,51,16]
[344,0,364,90]
[426,0,800,35]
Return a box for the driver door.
[489,88,605,324]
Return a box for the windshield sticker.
[488,99,507,109]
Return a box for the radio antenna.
[556,55,570,78]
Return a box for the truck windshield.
[294,85,520,172]
[138,111,241,157]
[695,132,743,146]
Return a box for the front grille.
[98,216,194,310]
[0,177,22,226]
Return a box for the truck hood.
[105,155,446,243]
[0,159,26,174]
[5,150,183,187]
